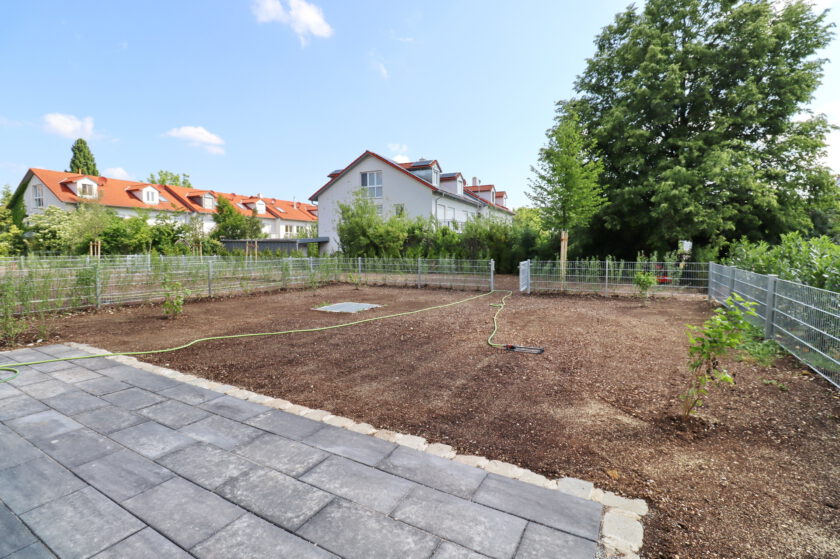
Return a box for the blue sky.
[1,0,838,209]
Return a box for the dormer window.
[202,194,215,209]
[255,200,266,214]
[78,181,96,198]
[143,188,158,204]
[432,168,440,187]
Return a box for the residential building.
[11,168,317,239]
[309,151,514,252]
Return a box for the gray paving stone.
[0,380,22,400]
[200,395,267,421]
[30,344,88,358]
[5,541,56,558]
[33,427,122,467]
[0,394,48,421]
[49,366,102,383]
[0,455,86,514]
[246,409,324,440]
[303,425,396,466]
[19,379,77,400]
[392,486,527,559]
[179,414,262,450]
[432,542,489,559]
[6,369,52,387]
[6,410,82,441]
[193,513,335,559]
[99,365,180,392]
[93,527,191,559]
[216,467,333,530]
[0,425,43,470]
[157,443,256,490]
[301,455,416,514]
[138,399,210,429]
[473,474,602,542]
[75,357,123,371]
[28,359,77,373]
[235,433,327,477]
[43,390,108,415]
[21,486,144,559]
[73,449,175,502]
[298,499,439,559]
[5,349,52,363]
[0,502,37,556]
[124,477,244,549]
[73,405,146,434]
[514,522,598,559]
[102,387,165,410]
[111,421,196,459]
[158,383,223,405]
[378,445,488,499]
[76,376,131,395]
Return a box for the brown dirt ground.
[19,279,840,559]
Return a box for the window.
[285,225,293,236]
[361,171,383,198]
[432,168,440,187]
[33,184,44,208]
[394,204,405,217]
[375,204,383,216]
[143,189,158,204]
[203,194,215,209]
[255,201,266,214]
[78,182,95,198]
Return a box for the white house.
[11,168,318,239]
[309,151,514,252]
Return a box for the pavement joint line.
[62,341,648,554]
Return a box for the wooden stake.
[560,230,568,290]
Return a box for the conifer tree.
[68,139,99,176]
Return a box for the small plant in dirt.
[0,278,25,345]
[680,294,757,418]
[162,281,189,319]
[738,324,783,366]
[346,272,363,290]
[633,271,656,305]
[762,379,788,392]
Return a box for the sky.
[1,0,839,210]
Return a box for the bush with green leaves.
[162,281,189,319]
[680,294,757,418]
[633,271,656,304]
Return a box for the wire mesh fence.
[0,256,493,316]
[709,263,840,389]
[520,260,708,295]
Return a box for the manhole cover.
[315,302,382,313]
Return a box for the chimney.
[472,177,479,186]
[257,192,262,198]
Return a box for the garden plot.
[28,284,840,559]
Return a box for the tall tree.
[146,170,192,187]
[68,139,99,176]
[528,105,606,260]
[568,0,837,257]
[210,197,264,239]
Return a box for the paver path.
[0,344,601,558]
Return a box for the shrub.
[162,281,189,319]
[680,294,757,418]
[633,271,656,304]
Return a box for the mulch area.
[20,280,840,558]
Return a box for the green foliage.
[726,233,840,291]
[528,104,606,235]
[0,187,24,255]
[0,277,25,345]
[680,294,757,418]
[568,0,838,258]
[162,281,189,319]
[68,139,99,176]
[762,379,788,392]
[211,197,265,240]
[146,170,192,187]
[25,206,77,253]
[633,271,656,303]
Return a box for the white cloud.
[388,143,408,153]
[43,113,95,139]
[393,154,410,164]
[377,62,389,79]
[389,143,410,163]
[165,125,225,155]
[104,167,132,180]
[252,0,333,45]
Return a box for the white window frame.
[143,189,158,204]
[361,171,383,198]
[202,194,215,209]
[432,168,440,187]
[284,225,293,236]
[33,183,45,208]
[78,182,96,198]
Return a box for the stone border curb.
[64,342,647,556]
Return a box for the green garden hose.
[1,289,533,384]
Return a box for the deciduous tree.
[146,170,192,187]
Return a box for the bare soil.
[25,280,840,558]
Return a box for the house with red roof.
[11,168,317,239]
[310,151,514,252]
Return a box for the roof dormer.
[255,200,266,214]
[67,177,99,199]
[202,193,215,209]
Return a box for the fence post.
[708,262,713,302]
[94,265,101,309]
[727,265,736,302]
[489,259,495,291]
[309,257,314,273]
[357,256,362,278]
[604,260,609,296]
[417,258,422,288]
[527,259,532,295]
[764,274,777,340]
[207,260,214,297]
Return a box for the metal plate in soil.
[315,302,382,313]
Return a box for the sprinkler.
[503,344,545,354]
